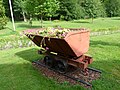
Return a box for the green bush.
[0,16,8,29]
[0,0,7,29]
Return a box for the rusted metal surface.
[65,30,90,57]
[26,30,90,57]
[68,55,93,69]
[26,34,76,57]
[25,28,92,70]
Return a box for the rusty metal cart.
[25,28,93,72]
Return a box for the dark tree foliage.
[104,0,120,17]
[3,0,10,18]
[58,0,84,21]
[3,0,23,21]
[81,0,106,19]
[2,0,120,21]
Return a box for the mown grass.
[0,47,85,90]
[89,33,120,90]
[0,33,120,90]
[0,17,120,38]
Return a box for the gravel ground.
[32,60,101,89]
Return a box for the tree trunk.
[91,17,94,23]
[40,16,43,28]
[49,17,51,22]
[29,15,32,27]
[22,12,27,22]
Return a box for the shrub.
[0,0,7,29]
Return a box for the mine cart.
[24,28,93,72]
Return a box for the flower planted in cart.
[38,27,70,38]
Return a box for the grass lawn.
[0,17,120,38]
[0,33,120,90]
[0,47,85,90]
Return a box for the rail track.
[32,60,101,87]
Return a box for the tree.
[35,4,45,27]
[43,0,59,21]
[3,0,10,18]
[3,0,23,21]
[81,0,106,22]
[58,0,85,21]
[0,0,7,29]
[104,0,120,17]
[14,0,27,22]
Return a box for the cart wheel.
[56,60,68,73]
[44,56,53,67]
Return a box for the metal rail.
[32,61,101,87]
[87,67,102,73]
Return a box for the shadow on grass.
[7,48,120,90]
[0,27,14,32]
[72,21,90,23]
[17,24,42,29]
[112,18,120,20]
[3,27,13,31]
[90,40,120,48]
[0,29,18,37]
[0,63,85,90]
[15,48,43,62]
[0,58,120,90]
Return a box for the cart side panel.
[65,31,90,57]
[26,34,77,57]
[26,34,42,47]
[43,37,77,57]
